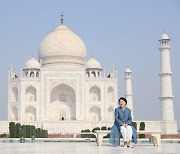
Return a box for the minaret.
[159,33,177,133]
[159,33,174,120]
[124,68,134,119]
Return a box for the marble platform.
[0,142,180,154]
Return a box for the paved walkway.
[0,142,180,154]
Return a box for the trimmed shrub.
[9,122,16,138]
[36,128,41,138]
[26,125,31,138]
[40,129,44,138]
[44,130,48,138]
[9,122,48,138]
[31,126,36,136]
[92,127,100,132]
[91,127,100,138]
[15,123,21,138]
[101,126,107,130]
[81,129,91,138]
[139,122,145,138]
[132,122,137,130]
[21,125,26,138]
[0,133,7,138]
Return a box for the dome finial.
[61,12,64,24]
[92,54,94,58]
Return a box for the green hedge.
[101,126,107,130]
[81,129,91,138]
[9,122,48,138]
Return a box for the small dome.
[125,68,131,73]
[24,58,41,70]
[160,33,170,40]
[86,57,101,69]
[38,24,87,66]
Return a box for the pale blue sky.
[0,0,180,129]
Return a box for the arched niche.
[107,87,114,102]
[25,86,36,101]
[11,106,18,121]
[89,86,101,102]
[89,106,101,121]
[108,106,114,121]
[11,87,18,102]
[25,106,36,121]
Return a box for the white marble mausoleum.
[8,20,118,124]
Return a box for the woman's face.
[119,99,126,108]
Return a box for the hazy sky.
[0,1,180,129]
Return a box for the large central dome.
[38,24,87,67]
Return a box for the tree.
[21,125,26,138]
[15,123,21,138]
[9,122,16,138]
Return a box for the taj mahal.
[8,17,117,123]
[0,15,177,135]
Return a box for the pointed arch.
[108,106,114,121]
[30,71,35,77]
[36,72,39,77]
[11,87,18,102]
[50,83,76,121]
[107,87,114,102]
[89,86,101,102]
[91,71,96,77]
[89,106,101,121]
[11,106,18,121]
[25,106,36,121]
[25,86,36,101]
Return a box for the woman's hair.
[118,97,127,105]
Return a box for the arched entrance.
[50,83,76,121]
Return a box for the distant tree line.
[9,122,48,138]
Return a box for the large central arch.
[50,83,76,121]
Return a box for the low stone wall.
[0,120,177,135]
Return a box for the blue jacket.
[109,107,137,146]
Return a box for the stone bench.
[95,130,161,146]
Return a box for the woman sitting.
[109,97,137,147]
